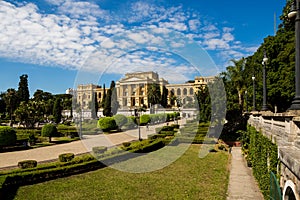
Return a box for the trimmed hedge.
[140,114,151,125]
[155,126,174,134]
[98,117,117,132]
[135,139,165,153]
[92,146,107,154]
[18,160,37,169]
[122,116,137,130]
[114,114,128,129]
[148,134,166,140]
[122,142,131,147]
[0,126,17,147]
[159,131,175,136]
[241,126,279,198]
[0,151,140,193]
[59,153,75,162]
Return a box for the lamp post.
[288,0,300,110]
[245,90,248,113]
[261,49,269,111]
[252,76,256,111]
[137,110,142,141]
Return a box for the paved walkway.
[227,147,264,200]
[0,120,186,169]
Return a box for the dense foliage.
[98,117,117,132]
[0,126,16,147]
[241,126,279,198]
[103,81,119,117]
[41,124,58,142]
[113,114,127,129]
[222,1,296,114]
[59,153,75,162]
[17,74,30,103]
[139,114,151,125]
[17,160,37,169]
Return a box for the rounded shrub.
[59,153,75,162]
[41,124,58,142]
[18,160,37,169]
[122,142,131,147]
[114,114,127,129]
[0,126,17,147]
[140,114,150,125]
[123,116,137,130]
[98,117,117,132]
[92,146,108,154]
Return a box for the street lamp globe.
[288,1,297,19]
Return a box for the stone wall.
[248,114,300,200]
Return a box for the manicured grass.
[12,145,229,200]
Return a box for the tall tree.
[111,81,119,115]
[161,86,168,108]
[33,89,53,102]
[196,85,211,122]
[147,83,161,106]
[3,89,18,126]
[225,58,247,111]
[53,98,62,124]
[103,81,117,117]
[0,93,6,116]
[101,84,106,108]
[91,92,98,119]
[15,100,44,128]
[17,74,30,103]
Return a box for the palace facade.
[73,71,214,110]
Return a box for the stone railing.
[248,114,299,148]
[248,112,300,199]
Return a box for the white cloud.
[203,39,230,50]
[0,0,258,78]
[188,19,201,31]
[222,32,234,41]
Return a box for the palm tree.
[226,58,247,111]
[147,83,161,113]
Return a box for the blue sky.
[0,0,287,96]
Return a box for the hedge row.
[0,150,137,195]
[241,126,279,199]
[121,138,168,153]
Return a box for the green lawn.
[12,145,229,200]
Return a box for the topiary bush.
[170,124,180,129]
[139,114,150,125]
[59,153,75,162]
[41,124,58,142]
[159,131,175,136]
[122,142,131,147]
[123,116,137,130]
[98,117,117,132]
[113,114,128,130]
[0,126,17,147]
[18,160,37,169]
[92,146,108,154]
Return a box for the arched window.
[177,88,181,96]
[190,88,194,95]
[170,89,175,95]
[183,88,187,95]
[285,187,296,200]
